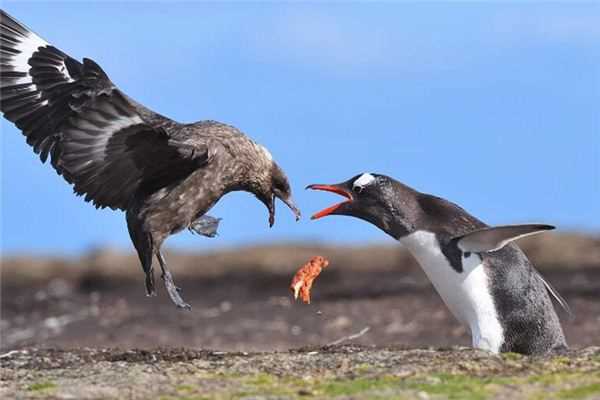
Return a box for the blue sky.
[1,2,599,255]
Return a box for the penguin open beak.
[305,183,353,220]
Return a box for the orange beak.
[306,184,353,220]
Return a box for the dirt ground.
[1,233,600,398]
[2,346,600,399]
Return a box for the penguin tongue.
[305,184,352,220]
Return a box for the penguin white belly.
[400,231,504,353]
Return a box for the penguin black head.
[307,173,420,238]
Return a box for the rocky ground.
[2,346,600,399]
[1,233,600,398]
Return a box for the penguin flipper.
[455,224,555,253]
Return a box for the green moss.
[552,356,573,366]
[317,376,399,396]
[407,374,504,400]
[245,373,278,386]
[557,383,600,399]
[354,362,373,373]
[528,372,589,385]
[502,352,524,361]
[161,368,600,400]
[231,373,303,399]
[175,384,196,394]
[234,373,408,399]
[158,383,215,400]
[27,381,57,392]
[525,371,600,400]
[313,374,512,399]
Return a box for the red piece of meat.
[290,256,330,304]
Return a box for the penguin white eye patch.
[353,173,376,191]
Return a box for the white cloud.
[247,12,390,74]
[242,6,599,78]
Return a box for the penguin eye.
[353,173,375,194]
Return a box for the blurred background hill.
[2,233,599,351]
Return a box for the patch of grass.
[231,373,305,399]
[17,370,600,400]
[317,376,400,397]
[407,374,504,400]
[122,360,600,400]
[225,373,408,399]
[354,362,374,373]
[528,372,589,385]
[552,356,573,366]
[313,374,511,399]
[525,372,600,400]
[245,373,278,386]
[27,381,57,392]
[502,352,524,361]
[175,384,196,394]
[557,383,600,399]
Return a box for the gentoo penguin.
[0,10,300,309]
[307,173,569,354]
